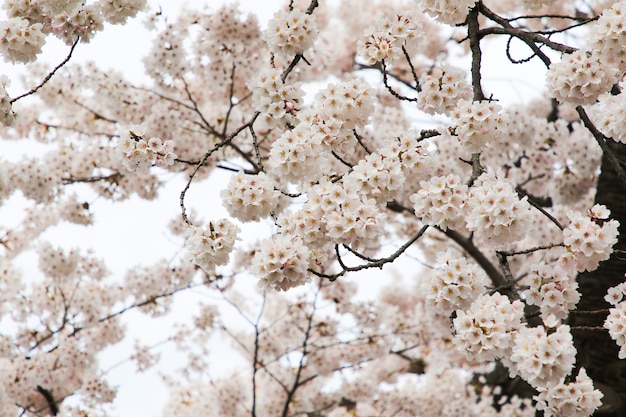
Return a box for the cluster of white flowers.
[465,172,533,247]
[185,219,240,273]
[99,0,147,25]
[262,9,318,57]
[452,292,524,361]
[562,204,619,272]
[521,0,551,10]
[594,79,626,143]
[535,368,603,417]
[418,0,477,25]
[588,0,626,69]
[451,100,508,152]
[357,12,419,65]
[422,250,488,314]
[249,68,304,128]
[344,146,404,202]
[221,171,281,222]
[509,325,576,389]
[267,121,330,184]
[251,234,311,291]
[0,17,45,63]
[0,75,15,126]
[315,78,376,130]
[604,281,626,306]
[393,133,429,177]
[521,262,580,321]
[417,66,472,115]
[279,178,387,250]
[410,173,468,231]
[545,50,619,106]
[604,281,626,358]
[115,124,177,172]
[324,192,385,249]
[604,301,626,359]
[277,204,328,249]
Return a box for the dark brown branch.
[577,106,626,185]
[462,152,485,187]
[499,243,564,257]
[401,45,421,92]
[438,228,510,296]
[466,5,485,101]
[381,60,417,102]
[61,172,123,185]
[309,226,429,281]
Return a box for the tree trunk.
[572,139,626,415]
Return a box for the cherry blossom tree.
[1,0,626,416]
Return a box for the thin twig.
[309,226,428,281]
[180,113,260,225]
[381,60,417,102]
[11,37,80,104]
[499,243,565,257]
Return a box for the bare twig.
[309,226,428,281]
[381,60,417,102]
[499,243,565,257]
[180,112,261,225]
[11,37,80,104]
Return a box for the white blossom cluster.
[324,191,385,249]
[594,79,626,143]
[1,1,143,49]
[535,368,603,417]
[0,17,45,63]
[344,146,404,203]
[410,173,468,231]
[545,50,619,106]
[268,121,331,184]
[277,204,328,249]
[588,0,626,69]
[465,172,533,247]
[249,68,304,128]
[604,281,626,359]
[393,133,430,178]
[562,204,619,272]
[357,12,419,65]
[0,75,15,126]
[418,0,477,25]
[417,66,472,115]
[315,78,376,130]
[2,340,104,415]
[262,9,318,57]
[221,171,281,222]
[115,124,177,172]
[276,178,387,251]
[452,292,524,361]
[251,234,311,291]
[185,219,240,273]
[451,100,508,152]
[521,262,580,321]
[508,325,576,389]
[99,0,147,25]
[422,250,489,314]
[520,0,551,10]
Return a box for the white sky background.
[0,1,557,416]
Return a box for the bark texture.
[572,139,626,415]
